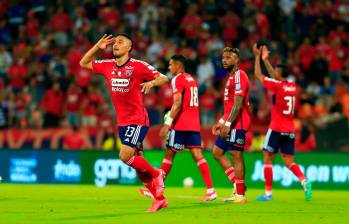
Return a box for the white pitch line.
[175,195,201,199]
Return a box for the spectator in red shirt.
[65,83,82,127]
[63,126,85,150]
[199,86,218,126]
[159,82,173,112]
[328,38,345,83]
[295,124,316,152]
[50,6,73,46]
[7,58,27,91]
[180,5,202,41]
[144,88,160,126]
[297,37,315,71]
[81,86,104,127]
[41,82,65,128]
[100,5,120,30]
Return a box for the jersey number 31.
[283,96,295,115]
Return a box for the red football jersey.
[171,73,200,131]
[222,69,250,131]
[92,58,158,126]
[262,76,296,132]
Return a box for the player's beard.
[113,52,122,58]
[227,65,235,73]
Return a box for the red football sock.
[264,164,273,192]
[136,170,152,184]
[288,163,305,182]
[126,156,159,178]
[196,157,213,189]
[160,158,173,177]
[225,167,235,185]
[235,177,245,196]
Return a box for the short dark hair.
[115,33,133,51]
[222,47,240,58]
[170,54,187,68]
[275,64,288,78]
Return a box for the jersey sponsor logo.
[111,78,130,87]
[112,87,130,93]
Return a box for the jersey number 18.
[190,86,199,107]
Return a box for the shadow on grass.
[50,202,226,221]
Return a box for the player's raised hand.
[96,34,115,50]
[212,122,223,135]
[159,125,170,139]
[252,43,261,56]
[141,80,155,94]
[261,45,270,61]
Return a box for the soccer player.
[80,34,169,212]
[212,47,250,203]
[140,55,217,201]
[252,43,312,201]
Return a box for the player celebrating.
[80,34,169,212]
[252,43,312,201]
[140,55,217,201]
[212,47,250,203]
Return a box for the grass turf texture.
[0,184,347,224]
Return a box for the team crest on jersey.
[236,83,241,91]
[125,66,134,76]
[126,69,133,76]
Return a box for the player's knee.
[191,149,202,160]
[119,150,133,163]
[213,151,223,161]
[232,152,243,163]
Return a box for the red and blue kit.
[166,73,201,152]
[262,76,297,155]
[92,58,158,149]
[215,69,250,151]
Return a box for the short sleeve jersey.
[262,76,296,132]
[222,69,250,131]
[171,73,200,131]
[92,58,158,126]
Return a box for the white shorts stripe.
[230,129,236,142]
[131,126,141,144]
[263,128,272,149]
[169,130,175,147]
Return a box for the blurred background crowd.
[0,0,349,151]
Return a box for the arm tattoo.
[227,96,244,123]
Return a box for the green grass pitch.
[0,184,348,224]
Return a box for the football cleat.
[200,191,217,202]
[304,181,312,201]
[139,188,154,199]
[256,194,273,201]
[223,195,247,203]
[145,198,169,213]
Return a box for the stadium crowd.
[0,0,348,151]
